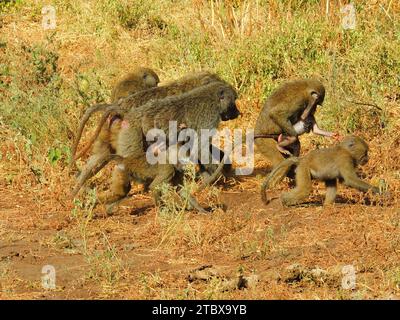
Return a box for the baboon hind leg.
[281,163,312,206]
[97,162,132,205]
[72,139,112,197]
[324,179,337,205]
[255,138,285,168]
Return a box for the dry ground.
[1,158,399,300]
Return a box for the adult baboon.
[260,135,380,206]
[111,67,160,102]
[71,72,225,196]
[98,81,240,212]
[254,79,329,167]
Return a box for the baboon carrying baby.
[254,79,336,166]
[71,71,226,197]
[98,81,240,212]
[261,135,380,206]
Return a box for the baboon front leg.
[324,179,337,205]
[148,164,176,206]
[281,164,312,206]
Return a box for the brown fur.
[261,135,380,206]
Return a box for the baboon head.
[138,67,160,88]
[341,135,370,165]
[218,85,240,121]
[309,79,326,106]
[199,73,223,86]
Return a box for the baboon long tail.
[71,154,124,197]
[70,104,122,167]
[70,103,112,166]
[196,139,243,192]
[260,157,299,204]
[183,140,242,213]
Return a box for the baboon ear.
[142,73,148,79]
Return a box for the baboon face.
[141,68,160,88]
[342,135,369,165]
[218,87,240,121]
[310,79,325,106]
[311,90,325,107]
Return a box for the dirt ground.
[1,161,399,300]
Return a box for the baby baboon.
[276,115,337,155]
[111,67,160,102]
[100,81,240,211]
[254,79,327,167]
[260,135,380,206]
[71,71,225,196]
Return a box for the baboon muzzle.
[221,103,240,121]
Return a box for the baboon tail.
[70,103,122,168]
[261,157,299,204]
[70,103,112,166]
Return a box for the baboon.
[71,71,225,196]
[254,79,328,167]
[276,115,337,155]
[99,81,240,212]
[260,135,380,206]
[111,67,160,102]
[70,67,160,172]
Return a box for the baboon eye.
[218,89,225,99]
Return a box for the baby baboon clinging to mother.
[98,81,240,212]
[254,79,335,166]
[261,135,380,206]
[71,71,225,196]
[276,115,338,155]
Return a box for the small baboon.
[71,71,225,196]
[111,67,160,102]
[254,79,327,167]
[276,115,337,155]
[100,81,240,211]
[260,135,380,206]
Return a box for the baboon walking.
[99,81,240,212]
[72,71,224,196]
[261,135,380,206]
[254,79,330,167]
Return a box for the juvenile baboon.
[260,135,380,206]
[254,79,327,167]
[111,67,160,102]
[71,72,225,196]
[99,81,240,211]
